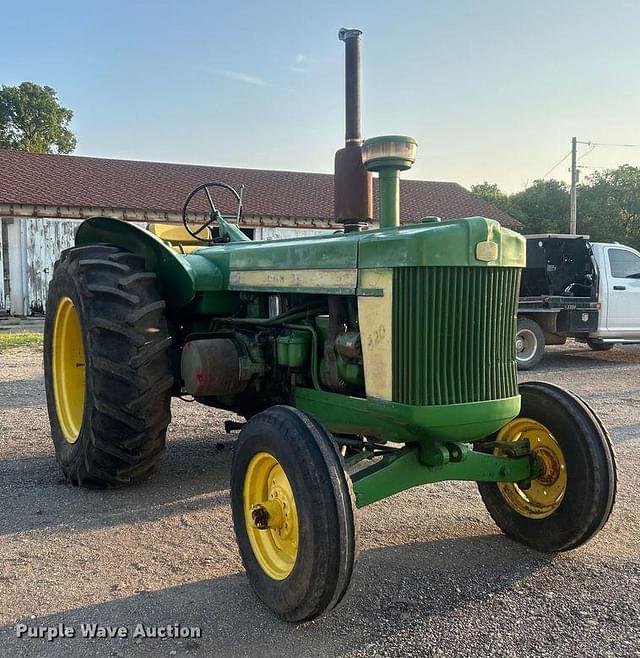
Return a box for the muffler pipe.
[340,28,363,144]
[334,28,372,230]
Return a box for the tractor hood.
[76,216,525,305]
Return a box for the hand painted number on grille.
[367,325,386,350]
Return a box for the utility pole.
[570,136,577,234]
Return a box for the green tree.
[578,166,640,249]
[470,182,527,224]
[472,166,640,245]
[471,182,508,205]
[0,82,76,153]
[511,179,570,234]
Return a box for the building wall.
[2,217,80,315]
[0,223,5,311]
[25,217,80,314]
[5,220,27,315]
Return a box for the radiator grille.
[392,267,520,406]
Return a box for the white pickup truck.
[516,234,640,369]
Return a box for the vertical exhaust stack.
[334,28,372,231]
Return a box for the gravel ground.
[0,342,638,657]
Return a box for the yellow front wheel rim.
[243,452,299,580]
[52,297,86,444]
[496,418,567,519]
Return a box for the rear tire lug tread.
[129,336,173,368]
[44,244,173,489]
[89,318,147,346]
[61,245,119,263]
[115,446,166,475]
[127,301,166,324]
[77,259,130,273]
[93,401,148,432]
[86,284,140,305]
[118,419,171,451]
[91,356,145,387]
[124,375,175,412]
[108,252,145,267]
[119,272,157,288]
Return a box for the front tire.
[477,382,617,552]
[231,406,358,622]
[44,244,173,488]
[586,338,614,352]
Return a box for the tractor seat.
[146,223,208,254]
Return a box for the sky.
[2,0,640,193]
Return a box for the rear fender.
[75,217,221,309]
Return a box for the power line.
[577,140,640,148]
[578,164,619,169]
[574,140,640,172]
[578,144,596,161]
[541,150,572,179]
[569,136,639,235]
[539,139,639,184]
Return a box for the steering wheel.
[181,181,243,242]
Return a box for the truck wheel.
[231,406,358,622]
[44,245,173,488]
[476,382,616,552]
[515,318,545,370]
[586,338,614,352]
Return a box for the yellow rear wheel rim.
[495,418,567,519]
[52,297,86,444]
[243,452,299,580]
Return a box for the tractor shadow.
[0,376,46,408]
[0,534,551,657]
[0,435,237,536]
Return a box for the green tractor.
[43,29,616,622]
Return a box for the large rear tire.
[476,382,616,552]
[44,244,173,488]
[231,406,358,622]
